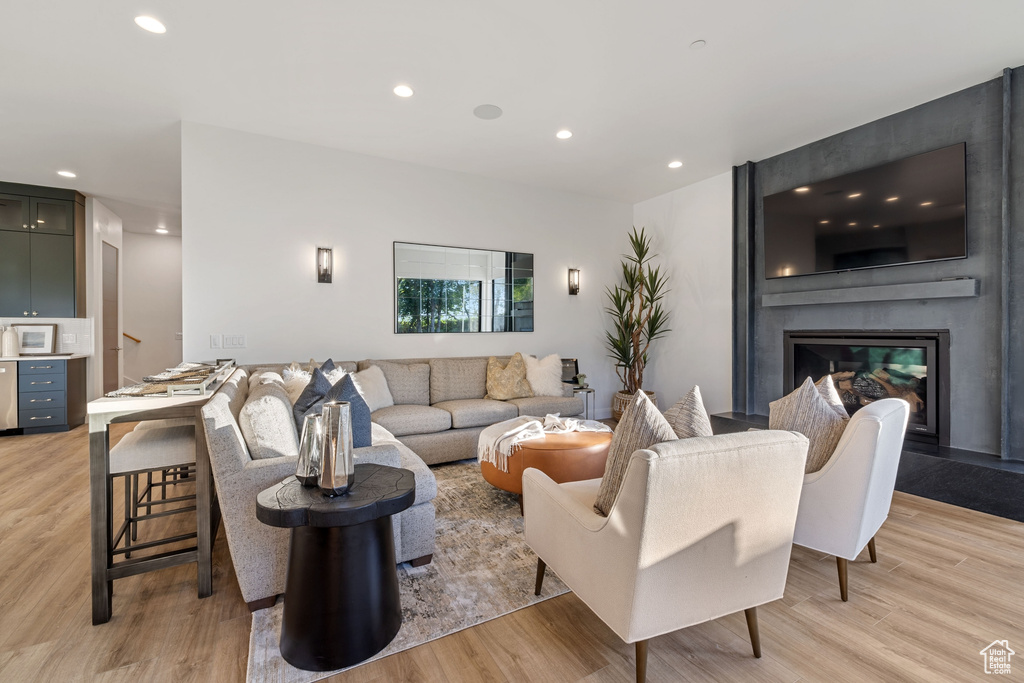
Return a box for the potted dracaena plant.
[604,227,671,420]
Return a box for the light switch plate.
[175,332,183,341]
[210,334,222,349]
[62,333,76,343]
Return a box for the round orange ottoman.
[480,431,613,496]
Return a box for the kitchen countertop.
[0,354,90,361]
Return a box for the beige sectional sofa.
[202,368,437,608]
[354,356,584,465]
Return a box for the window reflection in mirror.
[394,243,534,333]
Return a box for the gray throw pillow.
[769,376,849,473]
[324,374,372,448]
[663,385,713,438]
[814,374,850,419]
[292,368,332,430]
[593,391,677,516]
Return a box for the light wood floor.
[1,424,1023,682]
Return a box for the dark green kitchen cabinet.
[0,181,84,318]
[0,231,32,315]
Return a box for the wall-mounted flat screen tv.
[763,143,967,279]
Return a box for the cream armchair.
[792,398,910,601]
[523,430,809,683]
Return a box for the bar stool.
[109,424,198,562]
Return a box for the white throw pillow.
[284,376,310,404]
[524,354,564,397]
[282,365,311,383]
[352,364,395,413]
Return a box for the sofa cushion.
[371,404,452,437]
[663,385,713,439]
[241,382,300,460]
[594,391,676,516]
[429,357,489,404]
[353,364,395,413]
[367,360,430,406]
[524,354,564,397]
[507,395,584,418]
[485,353,533,400]
[324,374,372,448]
[433,398,519,429]
[370,423,438,506]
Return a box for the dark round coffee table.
[256,463,415,671]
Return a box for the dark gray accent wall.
[733,67,1023,457]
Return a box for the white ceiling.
[1,0,1022,235]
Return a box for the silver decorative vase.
[295,413,323,487]
[318,401,355,496]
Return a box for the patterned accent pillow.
[485,353,534,401]
[593,391,677,516]
[663,385,713,438]
[770,376,849,473]
[524,354,564,397]
[814,374,850,419]
[323,374,372,448]
[240,381,299,460]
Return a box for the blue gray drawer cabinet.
[18,358,86,433]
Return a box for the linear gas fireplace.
[784,330,950,446]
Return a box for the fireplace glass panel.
[793,343,931,430]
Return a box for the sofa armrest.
[240,455,300,491]
[354,442,401,469]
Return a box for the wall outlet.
[223,334,247,349]
[210,334,222,349]
[174,332,183,341]
[62,333,76,343]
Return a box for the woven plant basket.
[611,390,657,422]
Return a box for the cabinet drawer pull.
[29,398,53,403]
[30,365,53,370]
[30,381,53,385]
[29,416,53,420]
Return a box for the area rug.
[246,459,569,683]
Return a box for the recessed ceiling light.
[886,196,899,202]
[37,219,45,224]
[819,220,830,224]
[873,224,881,228]
[393,85,414,98]
[920,201,933,206]
[848,222,858,226]
[134,16,166,34]
[556,129,573,140]
[155,228,169,234]
[848,192,862,199]
[690,40,707,50]
[57,170,76,178]
[794,186,810,193]
[473,104,503,120]
[668,160,683,169]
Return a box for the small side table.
[256,464,415,672]
[573,387,596,421]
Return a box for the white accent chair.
[792,398,910,601]
[523,430,809,683]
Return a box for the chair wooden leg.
[246,595,278,612]
[837,557,849,601]
[534,558,546,596]
[867,536,877,563]
[635,640,649,683]
[744,606,761,658]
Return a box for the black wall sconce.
[568,268,580,295]
[317,247,333,283]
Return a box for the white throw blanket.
[477,414,612,473]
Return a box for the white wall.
[122,232,183,383]
[181,123,632,417]
[84,198,123,400]
[632,172,734,414]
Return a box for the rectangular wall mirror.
[394,242,534,333]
